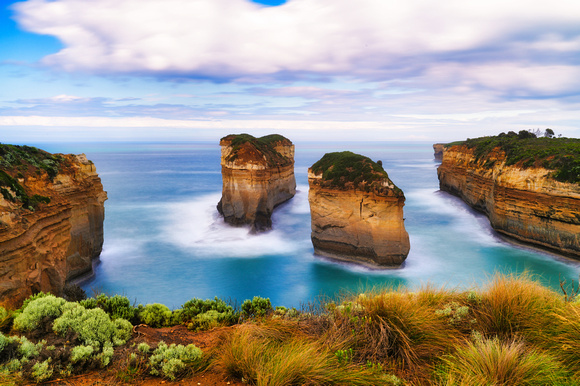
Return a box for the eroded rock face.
[308,152,410,268]
[0,147,107,308]
[217,134,296,233]
[437,145,580,258]
[433,143,445,161]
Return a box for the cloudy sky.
[1,0,579,143]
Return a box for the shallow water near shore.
[36,141,580,309]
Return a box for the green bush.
[31,359,53,383]
[16,336,42,359]
[180,297,234,321]
[98,342,114,367]
[13,295,65,331]
[70,345,94,363]
[241,296,273,318]
[149,341,203,380]
[19,292,51,312]
[138,342,150,354]
[79,297,98,309]
[96,294,136,321]
[139,304,172,328]
[52,303,132,347]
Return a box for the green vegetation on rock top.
[310,151,401,195]
[447,131,580,184]
[221,133,293,166]
[0,144,65,210]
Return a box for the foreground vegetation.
[447,131,580,184]
[2,274,580,385]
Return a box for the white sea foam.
[407,188,500,246]
[160,192,302,258]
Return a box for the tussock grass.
[325,287,463,380]
[214,321,399,385]
[437,336,569,386]
[473,273,565,339]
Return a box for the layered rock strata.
[437,144,580,258]
[0,146,106,308]
[217,134,296,233]
[308,152,410,268]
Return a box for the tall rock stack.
[217,134,296,233]
[0,145,107,308]
[308,151,410,268]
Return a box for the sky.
[0,0,579,143]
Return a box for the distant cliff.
[217,134,296,233]
[433,143,445,161]
[437,134,580,258]
[308,152,410,268]
[0,145,107,307]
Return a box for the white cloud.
[14,0,580,87]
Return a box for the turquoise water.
[36,141,580,308]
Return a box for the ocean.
[36,141,580,309]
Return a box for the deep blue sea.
[35,141,580,309]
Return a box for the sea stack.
[308,151,410,268]
[0,145,107,308]
[217,134,296,233]
[437,133,580,258]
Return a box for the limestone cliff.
[0,145,107,308]
[217,134,296,233]
[437,141,580,258]
[433,143,445,161]
[308,152,410,268]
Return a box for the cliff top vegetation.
[310,151,402,195]
[220,133,293,167]
[0,144,69,210]
[447,131,580,184]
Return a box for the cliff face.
[0,148,106,308]
[308,152,410,268]
[217,134,296,233]
[437,145,580,258]
[433,143,445,161]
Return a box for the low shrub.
[96,294,136,321]
[52,303,132,347]
[241,296,273,318]
[70,345,94,363]
[13,295,65,332]
[139,303,172,328]
[179,297,238,330]
[149,341,203,380]
[30,359,53,383]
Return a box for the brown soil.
[17,325,245,386]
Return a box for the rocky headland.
[0,145,107,308]
[217,134,296,233]
[308,151,410,268]
[433,143,445,160]
[437,132,580,258]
